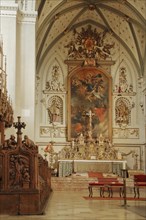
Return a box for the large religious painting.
[68,67,112,140]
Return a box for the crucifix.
[83,110,95,141]
[85,110,95,130]
[13,116,26,145]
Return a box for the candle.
[123,162,126,169]
[72,140,74,147]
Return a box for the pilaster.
[15,8,37,140]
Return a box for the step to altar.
[51,174,94,191]
[51,173,134,192]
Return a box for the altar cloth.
[58,160,127,177]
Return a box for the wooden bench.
[133,174,146,198]
[88,177,124,198]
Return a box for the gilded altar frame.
[67,66,112,141]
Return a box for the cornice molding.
[17,11,38,24]
[0,5,18,17]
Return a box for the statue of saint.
[48,99,61,123]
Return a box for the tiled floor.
[0,190,146,220]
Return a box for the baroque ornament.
[65,25,114,60]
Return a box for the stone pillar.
[16,6,37,139]
[0,0,37,139]
[0,1,18,137]
[0,1,18,106]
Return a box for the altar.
[56,109,127,177]
[58,159,127,177]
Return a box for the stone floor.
[0,190,146,220]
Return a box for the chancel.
[0,0,146,219]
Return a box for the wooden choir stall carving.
[0,117,51,215]
[0,50,13,143]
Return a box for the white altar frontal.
[58,160,127,177]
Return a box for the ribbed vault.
[36,0,146,76]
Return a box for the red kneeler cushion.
[88,172,103,178]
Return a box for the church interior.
[0,0,146,219]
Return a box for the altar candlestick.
[72,140,74,147]
[123,162,126,169]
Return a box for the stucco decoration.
[113,64,137,138]
[40,126,66,139]
[41,62,65,126]
[114,66,135,95]
[35,75,40,105]
[44,65,65,92]
[39,60,66,140]
[65,25,114,61]
[113,128,139,139]
[115,97,131,127]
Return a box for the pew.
[133,174,146,198]
[88,177,124,198]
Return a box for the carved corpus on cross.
[83,110,95,140]
[13,116,26,145]
[85,110,95,130]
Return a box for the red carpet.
[83,196,146,201]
